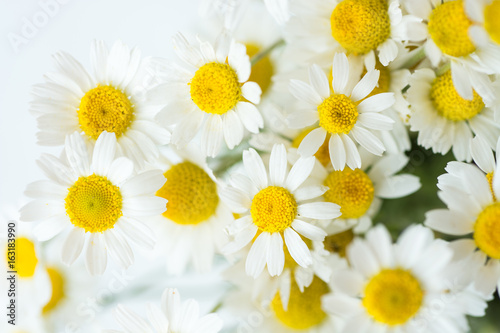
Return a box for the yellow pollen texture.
[487,172,496,201]
[318,94,359,134]
[65,174,123,233]
[246,44,274,95]
[156,162,219,225]
[292,128,331,167]
[189,62,241,115]
[428,0,476,57]
[484,0,500,45]
[7,237,38,278]
[271,276,329,329]
[363,269,424,325]
[323,168,374,219]
[430,70,484,121]
[78,85,134,140]
[251,186,297,233]
[42,267,65,314]
[474,202,500,259]
[323,228,355,257]
[331,0,391,55]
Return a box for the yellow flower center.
[6,237,38,278]
[430,70,484,121]
[189,62,241,115]
[487,172,496,201]
[251,186,297,233]
[42,267,65,314]
[292,129,331,167]
[156,162,219,225]
[363,269,424,325]
[330,0,391,55]
[78,85,134,140]
[318,94,359,134]
[323,168,374,219]
[65,174,123,233]
[484,0,500,44]
[324,229,355,257]
[271,276,329,330]
[246,44,274,95]
[428,0,476,57]
[474,202,500,259]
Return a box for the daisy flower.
[221,144,341,278]
[407,67,500,161]
[20,131,167,275]
[403,0,499,100]
[30,40,170,167]
[149,31,263,157]
[424,136,500,297]
[465,0,500,49]
[315,151,421,233]
[223,273,344,332]
[285,0,417,67]
[105,288,223,333]
[288,53,395,170]
[151,144,233,275]
[323,224,484,332]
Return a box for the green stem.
[436,62,451,76]
[398,47,426,70]
[250,39,285,66]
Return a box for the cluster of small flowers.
[11,0,500,332]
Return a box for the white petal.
[331,53,349,94]
[33,215,68,241]
[269,144,287,185]
[267,233,285,276]
[285,156,315,192]
[377,39,398,66]
[351,70,380,102]
[91,132,117,175]
[219,186,251,213]
[291,219,327,241]
[106,157,134,185]
[241,81,262,104]
[329,133,346,171]
[114,304,153,333]
[357,93,395,113]
[289,79,323,105]
[20,200,64,222]
[223,110,244,149]
[117,217,156,250]
[309,64,330,99]
[424,209,474,235]
[451,61,473,100]
[243,148,268,188]
[347,238,380,278]
[246,233,270,278]
[284,228,312,267]
[85,232,108,275]
[201,115,223,157]
[297,127,326,156]
[121,170,165,197]
[61,227,85,265]
[65,132,90,176]
[122,197,168,216]
[104,229,134,269]
[375,174,421,199]
[235,101,263,133]
[293,185,329,201]
[357,113,394,131]
[471,136,495,173]
[297,202,341,219]
[342,134,362,169]
[351,126,385,155]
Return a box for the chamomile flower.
[465,0,500,48]
[31,40,170,167]
[20,131,167,275]
[288,53,395,170]
[106,288,223,333]
[403,0,500,100]
[286,0,416,66]
[323,224,480,333]
[149,31,263,157]
[221,144,340,278]
[424,137,500,297]
[407,68,500,161]
[151,145,232,275]
[315,151,421,233]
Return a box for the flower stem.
[250,39,285,66]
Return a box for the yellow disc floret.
[323,168,374,219]
[484,0,500,45]
[251,186,297,233]
[65,174,123,233]
[78,85,134,140]
[430,70,484,121]
[292,129,331,167]
[324,228,355,257]
[363,269,424,325]
[474,202,500,259]
[246,44,274,95]
[331,0,391,55]
[42,267,65,314]
[428,0,475,57]
[318,94,359,134]
[7,237,38,278]
[156,162,219,225]
[487,172,496,201]
[271,276,329,329]
[189,62,241,115]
